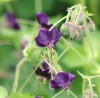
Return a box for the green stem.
[90,75,100,79]
[45,60,58,74]
[88,79,92,91]
[50,52,54,78]
[75,5,82,23]
[58,47,70,61]
[49,15,68,31]
[61,37,90,67]
[85,29,97,68]
[51,89,65,98]
[68,90,78,98]
[17,60,42,95]
[12,58,26,93]
[82,80,86,98]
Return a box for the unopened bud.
[70,23,80,39]
[84,87,98,98]
[78,26,86,37]
[60,22,70,35]
[78,12,85,25]
[88,21,95,32]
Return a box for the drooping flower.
[36,12,52,29]
[88,21,95,32]
[35,28,61,48]
[50,72,75,90]
[6,12,20,30]
[33,61,51,80]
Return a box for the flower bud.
[88,21,95,32]
[78,26,86,38]
[60,22,70,36]
[78,12,85,25]
[84,87,98,98]
[70,23,80,39]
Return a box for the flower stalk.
[12,58,26,93]
[17,60,42,95]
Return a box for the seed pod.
[60,22,70,36]
[88,21,95,32]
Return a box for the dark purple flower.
[35,28,61,48]
[33,61,51,80]
[6,12,20,30]
[50,72,75,90]
[36,12,52,29]
[34,96,41,98]
[36,12,48,26]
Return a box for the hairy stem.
[90,75,100,79]
[82,80,86,98]
[49,15,68,31]
[45,60,58,74]
[51,89,65,98]
[68,90,78,98]
[85,29,97,68]
[61,37,90,67]
[12,58,26,93]
[17,60,42,95]
[58,47,70,61]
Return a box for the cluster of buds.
[84,86,98,98]
[60,5,95,40]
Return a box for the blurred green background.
[0,0,100,98]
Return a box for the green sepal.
[23,41,43,62]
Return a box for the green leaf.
[0,86,8,98]
[84,10,94,17]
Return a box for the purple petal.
[50,72,75,90]
[65,72,75,83]
[55,72,75,86]
[35,29,50,47]
[50,28,61,44]
[50,80,62,89]
[6,12,20,30]
[42,69,51,79]
[42,61,49,70]
[54,72,68,87]
[36,12,48,26]
[41,24,52,29]
[35,67,43,76]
